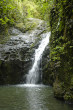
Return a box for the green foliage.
[22,0,39,18]
[0,0,52,33]
[35,0,54,20]
[21,0,53,21]
[0,0,26,32]
[49,0,73,102]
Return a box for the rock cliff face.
[0,18,47,85]
[0,28,33,84]
[48,0,73,103]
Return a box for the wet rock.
[0,59,30,84]
[9,27,22,35]
[0,18,48,85]
[42,46,53,85]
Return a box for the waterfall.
[26,32,51,84]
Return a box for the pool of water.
[0,84,73,110]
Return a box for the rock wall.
[0,18,47,85]
[0,30,33,84]
[48,0,73,103]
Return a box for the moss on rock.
[48,0,73,103]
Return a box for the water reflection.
[0,84,73,110]
[25,86,46,110]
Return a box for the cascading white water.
[26,32,51,84]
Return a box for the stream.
[0,84,73,110]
